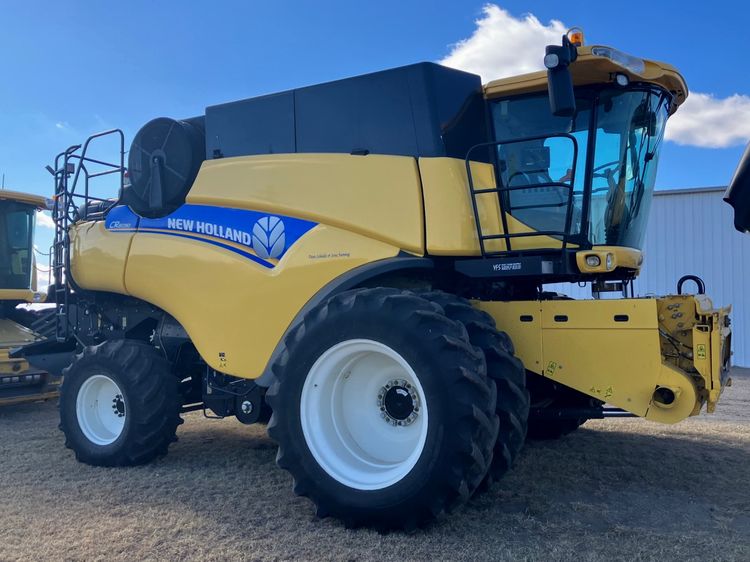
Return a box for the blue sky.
[1,0,748,258]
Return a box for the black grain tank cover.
[205,62,489,160]
[725,142,750,233]
[125,117,206,218]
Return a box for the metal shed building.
[547,186,749,366]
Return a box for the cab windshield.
[490,86,670,249]
[0,200,35,290]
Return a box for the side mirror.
[725,142,750,233]
[545,35,578,117]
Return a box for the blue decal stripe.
[119,228,275,269]
[121,228,275,268]
[139,227,277,261]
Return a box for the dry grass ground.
[1,370,749,562]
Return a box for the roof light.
[567,27,585,47]
[591,46,646,74]
[615,73,630,87]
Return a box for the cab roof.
[0,190,48,209]
[484,45,688,114]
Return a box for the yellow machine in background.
[18,30,731,529]
[0,190,57,407]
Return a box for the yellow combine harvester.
[17,31,731,528]
[0,190,57,406]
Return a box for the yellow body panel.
[122,224,400,377]
[484,45,688,111]
[0,289,45,303]
[186,153,425,255]
[70,221,134,294]
[0,343,30,377]
[0,346,37,376]
[477,296,730,424]
[71,153,427,378]
[419,157,573,255]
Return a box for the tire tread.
[266,287,498,529]
[60,339,182,467]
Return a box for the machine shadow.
[106,418,750,534]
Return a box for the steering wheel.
[592,160,620,179]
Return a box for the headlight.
[606,253,615,270]
[591,46,646,75]
[615,73,630,87]
[585,255,601,267]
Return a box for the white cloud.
[36,210,55,229]
[440,5,564,80]
[35,261,51,279]
[440,4,750,149]
[665,93,750,148]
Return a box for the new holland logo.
[105,205,314,266]
[252,216,285,259]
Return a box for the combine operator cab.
[473,85,667,256]
[460,40,682,290]
[0,193,40,296]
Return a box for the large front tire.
[60,339,182,466]
[267,288,498,530]
[417,291,529,484]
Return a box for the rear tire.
[267,288,498,530]
[59,339,182,466]
[417,291,529,484]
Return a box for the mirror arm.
[545,35,579,117]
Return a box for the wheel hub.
[112,394,125,418]
[378,379,420,426]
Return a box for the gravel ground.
[1,369,748,561]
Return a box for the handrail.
[464,133,579,256]
[48,129,125,342]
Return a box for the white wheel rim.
[76,374,126,446]
[300,339,428,490]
